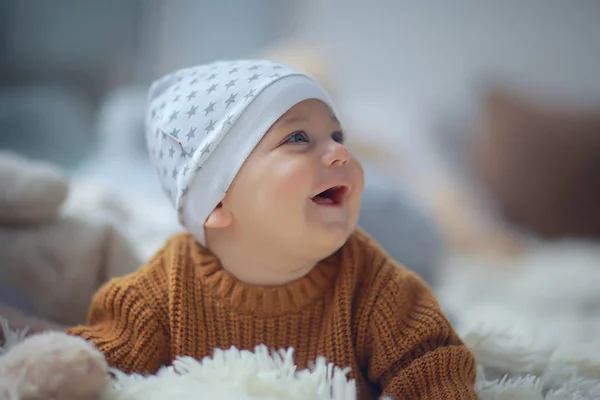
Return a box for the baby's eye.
[286,131,309,143]
[331,131,344,144]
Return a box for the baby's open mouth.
[311,186,348,206]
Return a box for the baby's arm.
[364,266,478,399]
[67,262,170,375]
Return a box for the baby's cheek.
[269,171,310,206]
[281,162,312,188]
[260,179,296,206]
[250,156,311,209]
[352,158,365,182]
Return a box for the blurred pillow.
[475,87,600,238]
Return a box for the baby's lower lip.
[311,197,343,207]
[312,197,336,205]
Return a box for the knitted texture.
[67,230,477,399]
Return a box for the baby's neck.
[206,233,318,287]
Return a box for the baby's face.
[223,99,364,257]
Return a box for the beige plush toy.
[0,328,109,400]
[0,151,141,339]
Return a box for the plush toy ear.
[204,203,232,229]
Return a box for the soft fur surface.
[438,238,600,400]
[1,320,600,400]
[107,346,357,400]
[438,238,600,349]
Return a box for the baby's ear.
[204,203,232,228]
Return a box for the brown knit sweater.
[67,229,477,399]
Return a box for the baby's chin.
[305,222,355,258]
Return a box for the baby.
[67,60,477,399]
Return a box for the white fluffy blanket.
[2,321,599,400]
[438,239,600,400]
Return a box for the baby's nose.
[322,142,350,167]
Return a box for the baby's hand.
[0,331,109,400]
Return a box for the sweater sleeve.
[66,268,170,375]
[366,266,478,399]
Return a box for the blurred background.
[1,0,600,342]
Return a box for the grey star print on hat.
[145,59,336,246]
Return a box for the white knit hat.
[145,59,336,246]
